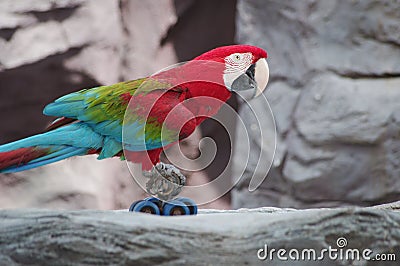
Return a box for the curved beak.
[254,58,269,97]
[230,58,269,98]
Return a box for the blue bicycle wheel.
[128,200,141,212]
[144,197,163,209]
[132,200,161,215]
[162,200,190,216]
[176,197,198,215]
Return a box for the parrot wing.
[43,77,193,155]
[44,78,146,136]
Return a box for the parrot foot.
[128,163,198,216]
[144,162,186,201]
[129,197,198,216]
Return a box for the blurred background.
[0,0,399,210]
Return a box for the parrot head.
[194,44,269,98]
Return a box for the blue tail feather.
[0,146,88,173]
[29,146,80,163]
[0,122,104,173]
[0,123,103,153]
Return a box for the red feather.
[0,147,50,170]
[125,149,163,171]
[46,117,76,131]
[194,44,267,63]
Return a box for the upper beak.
[230,58,269,98]
[253,58,269,97]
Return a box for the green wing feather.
[43,77,182,155]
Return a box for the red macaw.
[0,45,269,175]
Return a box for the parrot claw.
[144,162,186,201]
[129,163,198,216]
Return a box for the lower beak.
[231,58,269,98]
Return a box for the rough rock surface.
[0,202,399,265]
[233,0,400,208]
[0,0,236,210]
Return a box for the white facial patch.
[223,52,253,90]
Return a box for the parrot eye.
[232,53,242,62]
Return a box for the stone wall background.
[233,0,400,209]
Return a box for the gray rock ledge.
[1,202,400,265]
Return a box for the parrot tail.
[0,145,90,173]
[0,123,102,173]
